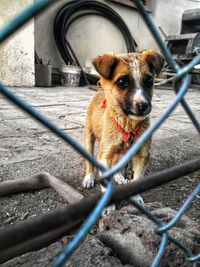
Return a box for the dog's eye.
[144,75,153,87]
[117,77,129,89]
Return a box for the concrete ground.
[0,86,199,266]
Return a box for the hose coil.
[54,0,137,84]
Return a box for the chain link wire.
[0,0,199,266]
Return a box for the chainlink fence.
[0,0,200,266]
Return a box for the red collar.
[115,121,140,143]
[101,99,107,108]
[101,99,140,143]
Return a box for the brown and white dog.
[82,50,164,208]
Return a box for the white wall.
[35,0,200,70]
[0,0,34,87]
[111,0,200,50]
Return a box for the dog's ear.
[92,54,118,79]
[142,50,164,75]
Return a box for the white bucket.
[60,65,81,87]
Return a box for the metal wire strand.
[129,198,195,260]
[188,253,200,262]
[0,0,55,43]
[133,0,200,134]
[156,183,200,234]
[151,234,169,267]
[52,180,114,267]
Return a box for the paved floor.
[0,86,88,166]
[0,86,199,169]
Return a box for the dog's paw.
[114,172,128,184]
[102,204,116,216]
[130,195,144,206]
[82,173,95,189]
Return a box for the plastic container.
[35,64,52,87]
[60,65,81,87]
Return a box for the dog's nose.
[135,101,149,114]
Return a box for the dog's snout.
[131,88,152,116]
[135,101,149,114]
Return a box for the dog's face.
[93,50,164,120]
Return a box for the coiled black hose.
[54,0,137,85]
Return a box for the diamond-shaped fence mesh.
[0,1,199,267]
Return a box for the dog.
[82,50,164,210]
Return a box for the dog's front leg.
[82,127,96,189]
[112,154,128,184]
[97,147,112,191]
[130,140,151,205]
[97,147,116,215]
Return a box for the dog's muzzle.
[135,100,152,116]
[129,88,152,116]
[123,100,151,117]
